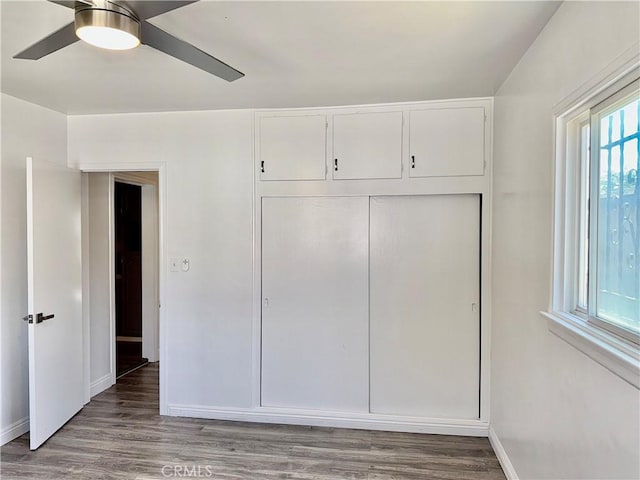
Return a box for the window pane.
[623,100,639,136]
[596,95,640,335]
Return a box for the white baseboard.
[90,373,114,398]
[168,404,489,437]
[1,416,29,446]
[488,426,519,480]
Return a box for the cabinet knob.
[411,155,415,169]
[261,161,265,173]
[334,158,338,172]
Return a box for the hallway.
[1,364,505,479]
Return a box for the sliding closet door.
[370,194,480,419]
[261,196,369,412]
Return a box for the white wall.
[491,2,640,479]
[88,173,113,395]
[68,110,254,409]
[1,94,67,444]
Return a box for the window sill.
[542,310,640,389]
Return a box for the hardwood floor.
[1,364,505,479]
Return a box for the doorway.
[114,172,159,378]
[114,181,146,377]
[84,170,159,396]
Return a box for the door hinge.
[23,314,33,324]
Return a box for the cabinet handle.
[411,155,415,169]
[261,160,265,173]
[334,158,338,172]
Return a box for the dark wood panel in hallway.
[1,364,505,479]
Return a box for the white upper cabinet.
[332,111,402,180]
[259,114,327,181]
[409,107,485,177]
[256,101,490,184]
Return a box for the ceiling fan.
[13,0,244,82]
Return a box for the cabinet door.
[259,115,326,181]
[333,111,402,180]
[409,107,485,177]
[370,194,480,419]
[261,196,369,412]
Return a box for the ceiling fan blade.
[121,1,198,20]
[48,0,94,8]
[141,22,244,82]
[14,22,79,60]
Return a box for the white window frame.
[544,57,640,389]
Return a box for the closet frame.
[251,97,493,436]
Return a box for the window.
[546,70,640,388]
[589,86,639,340]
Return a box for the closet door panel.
[261,196,369,412]
[370,194,480,419]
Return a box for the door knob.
[36,313,55,324]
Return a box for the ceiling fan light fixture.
[75,7,140,51]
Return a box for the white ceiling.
[1,1,561,114]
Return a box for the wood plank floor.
[1,364,505,479]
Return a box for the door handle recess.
[36,313,55,324]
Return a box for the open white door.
[26,157,83,450]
